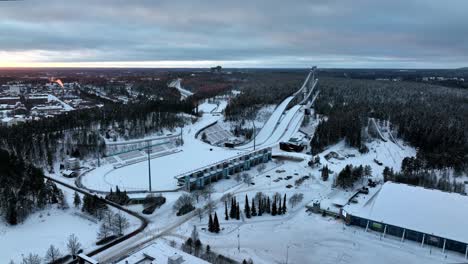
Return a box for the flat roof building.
[343,182,468,257]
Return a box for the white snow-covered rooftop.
[344,182,468,243]
[116,242,209,264]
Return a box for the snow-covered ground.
[165,154,465,264]
[0,189,99,262]
[81,96,305,193]
[318,138,416,180]
[81,111,247,192]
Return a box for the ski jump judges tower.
[175,147,272,191]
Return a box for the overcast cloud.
[0,0,467,68]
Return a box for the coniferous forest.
[224,71,306,121]
[311,77,468,174]
[0,98,193,168]
[0,149,65,225]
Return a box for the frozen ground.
[81,97,305,192]
[167,157,465,264]
[317,138,417,180]
[81,109,246,192]
[0,188,99,262]
[181,211,466,264]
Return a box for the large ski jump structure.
[80,68,319,193]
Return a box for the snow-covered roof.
[117,242,209,264]
[344,182,468,243]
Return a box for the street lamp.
[147,140,152,192]
[286,244,290,264]
[237,227,240,253]
[250,120,256,151]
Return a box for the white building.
[343,182,468,256]
[117,242,209,264]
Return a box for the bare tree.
[191,190,202,203]
[21,253,41,264]
[112,212,130,236]
[288,193,304,208]
[234,173,242,182]
[67,234,81,257]
[201,185,214,200]
[191,225,200,242]
[257,163,266,173]
[173,194,194,211]
[220,192,233,203]
[97,221,112,240]
[44,245,61,263]
[204,198,216,215]
[242,173,252,185]
[195,208,203,222]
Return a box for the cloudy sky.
[0,0,467,68]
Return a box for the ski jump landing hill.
[237,67,318,150]
[80,68,318,193]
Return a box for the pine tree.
[6,199,17,225]
[282,194,287,214]
[321,165,329,181]
[266,197,271,214]
[272,196,277,216]
[213,212,220,233]
[230,197,236,219]
[208,213,214,232]
[258,198,263,216]
[73,192,81,208]
[236,202,240,220]
[278,199,283,215]
[224,200,229,220]
[244,195,251,218]
[251,198,257,216]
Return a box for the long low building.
[343,182,468,257]
[175,147,272,191]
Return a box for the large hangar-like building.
[343,182,468,257]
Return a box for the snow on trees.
[73,192,81,208]
[289,193,304,208]
[113,212,130,236]
[66,234,81,258]
[20,254,41,264]
[174,194,195,216]
[44,245,61,263]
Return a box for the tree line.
[0,149,66,225]
[0,97,193,169]
[312,77,468,174]
[224,72,306,121]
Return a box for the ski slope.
[168,78,194,99]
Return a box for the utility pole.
[237,227,240,253]
[147,140,152,192]
[251,120,256,151]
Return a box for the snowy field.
[0,188,100,262]
[81,109,246,192]
[316,138,416,181]
[165,155,466,264]
[81,97,305,193]
[151,128,430,264]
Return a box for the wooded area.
[311,78,467,174]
